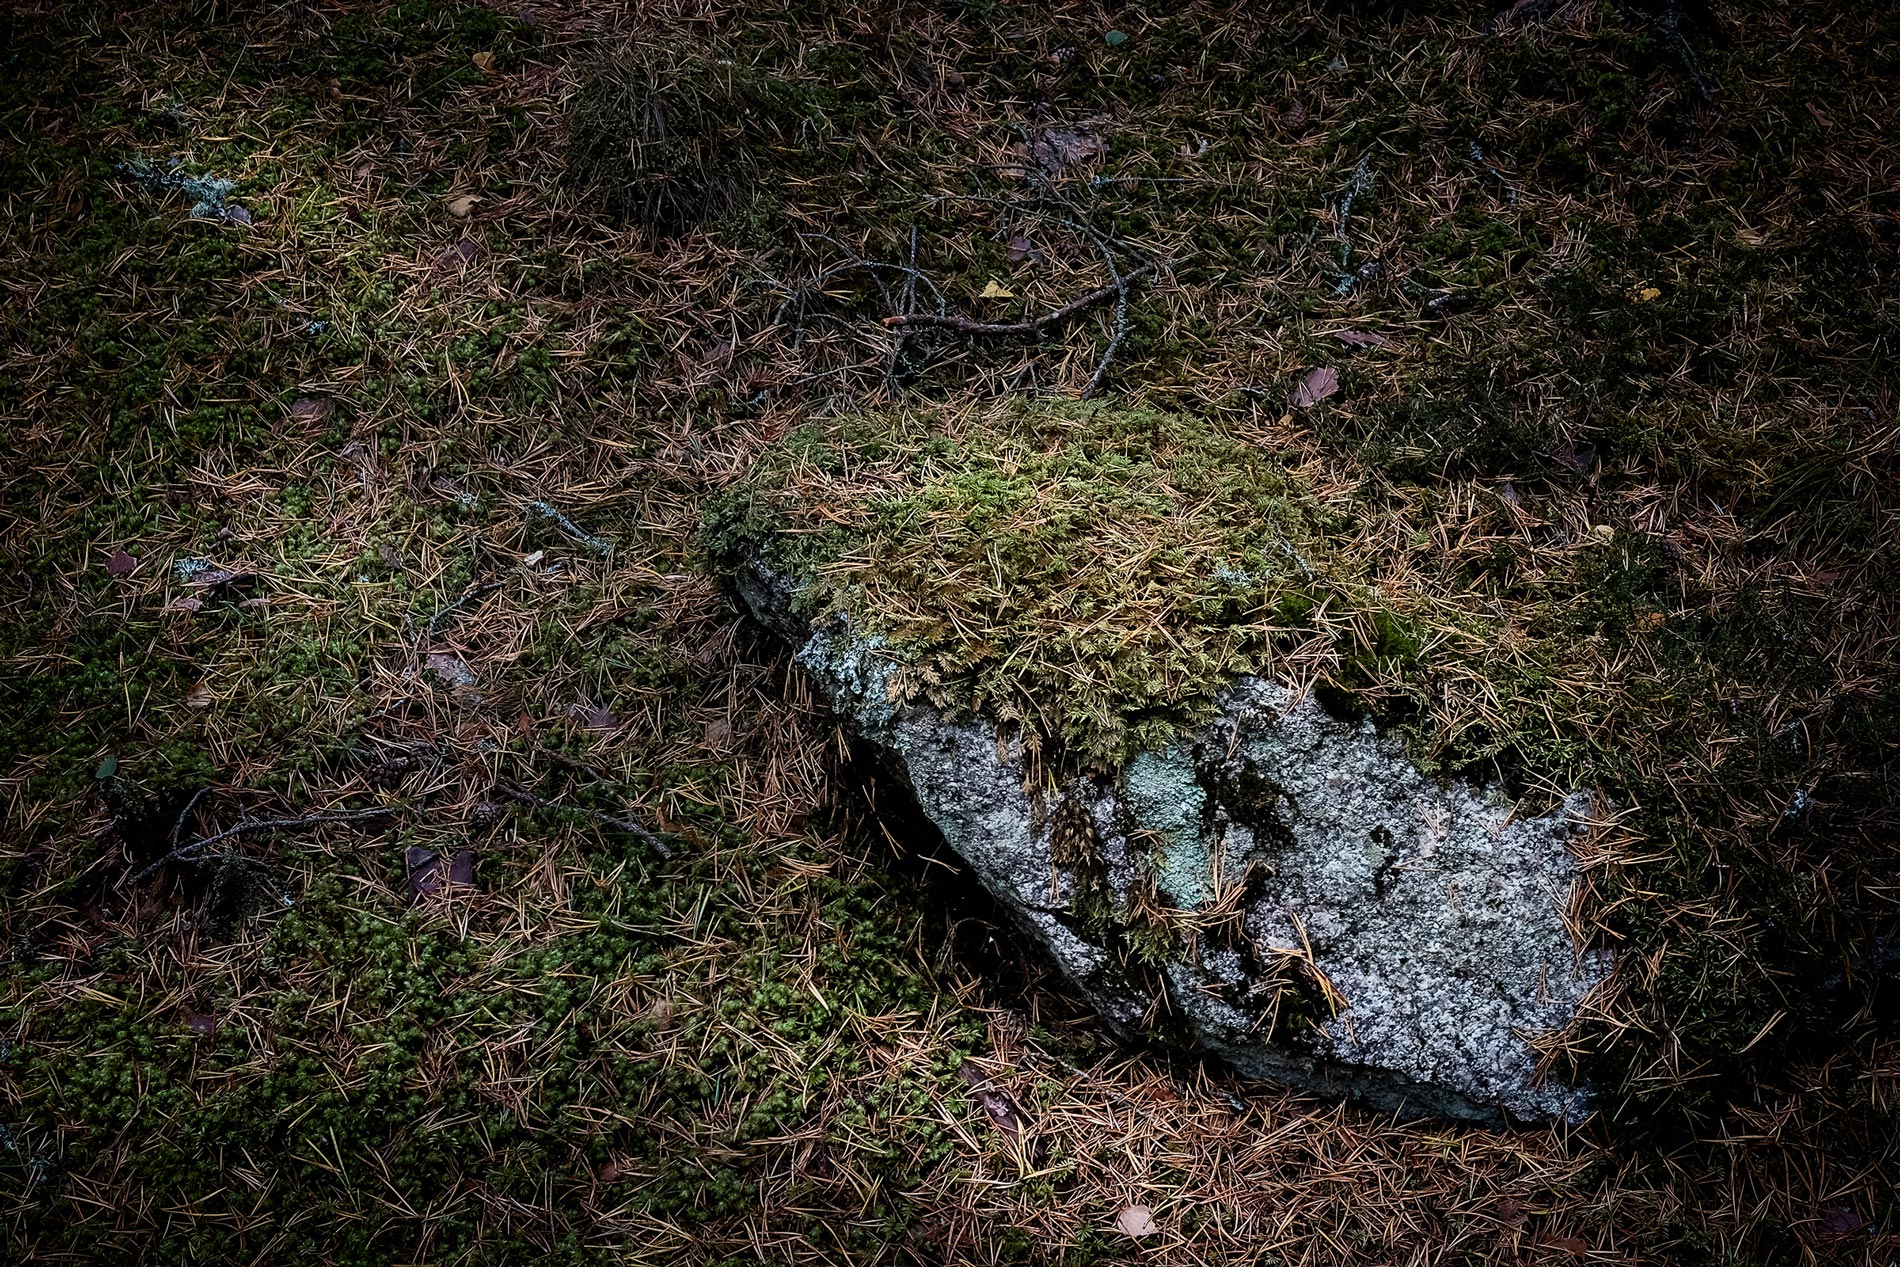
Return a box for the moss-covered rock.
[715,401,1607,1123]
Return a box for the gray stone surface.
[738,565,1609,1124]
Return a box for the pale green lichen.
[1122,748,1211,909]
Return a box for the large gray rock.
[737,566,1609,1124]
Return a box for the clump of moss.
[566,42,805,237]
[709,399,1390,767]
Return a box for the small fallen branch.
[528,501,613,558]
[1654,0,1715,103]
[881,262,1157,336]
[426,580,503,637]
[494,777,672,858]
[129,806,396,886]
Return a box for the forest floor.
[2,0,1897,1263]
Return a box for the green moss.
[711,399,1371,767]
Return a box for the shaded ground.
[1,0,1895,1263]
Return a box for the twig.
[1655,0,1715,103]
[1468,142,1519,207]
[170,786,209,855]
[1082,246,1131,399]
[528,502,613,557]
[495,778,672,858]
[426,580,503,638]
[1486,0,1567,37]
[1333,157,1376,296]
[129,807,395,886]
[882,263,1158,336]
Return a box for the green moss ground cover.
[1,0,1896,1262]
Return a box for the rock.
[737,564,1609,1125]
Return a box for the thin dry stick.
[426,580,504,638]
[130,807,396,885]
[882,263,1157,336]
[495,777,672,858]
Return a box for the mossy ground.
[2,0,1896,1263]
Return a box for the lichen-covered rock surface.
[717,402,1611,1123]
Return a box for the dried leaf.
[445,193,482,218]
[569,702,621,732]
[976,279,1016,300]
[1114,1205,1158,1237]
[957,1060,1025,1139]
[289,396,333,427]
[448,848,475,886]
[185,682,215,708]
[470,50,495,73]
[1330,329,1396,349]
[1634,285,1661,302]
[1553,439,1598,472]
[105,549,139,577]
[1814,1207,1865,1240]
[438,238,479,268]
[407,846,442,899]
[1540,1235,1589,1256]
[185,1012,217,1036]
[169,597,204,614]
[1014,125,1106,175]
[425,653,475,688]
[1290,366,1340,408]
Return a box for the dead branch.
[494,777,672,858]
[129,806,396,886]
[881,263,1158,336]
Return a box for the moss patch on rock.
[711,401,1378,767]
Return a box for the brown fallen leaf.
[471,50,495,73]
[425,653,475,688]
[1290,365,1340,408]
[569,702,621,732]
[1813,1207,1866,1241]
[1539,1234,1589,1256]
[445,193,482,218]
[106,549,139,577]
[185,682,215,708]
[447,848,475,886]
[407,846,442,900]
[289,396,333,427]
[1014,125,1106,175]
[1114,1205,1159,1238]
[957,1060,1025,1139]
[438,238,479,269]
[1330,328,1397,349]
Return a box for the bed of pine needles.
[2,0,1895,1263]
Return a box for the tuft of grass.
[566,43,810,238]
